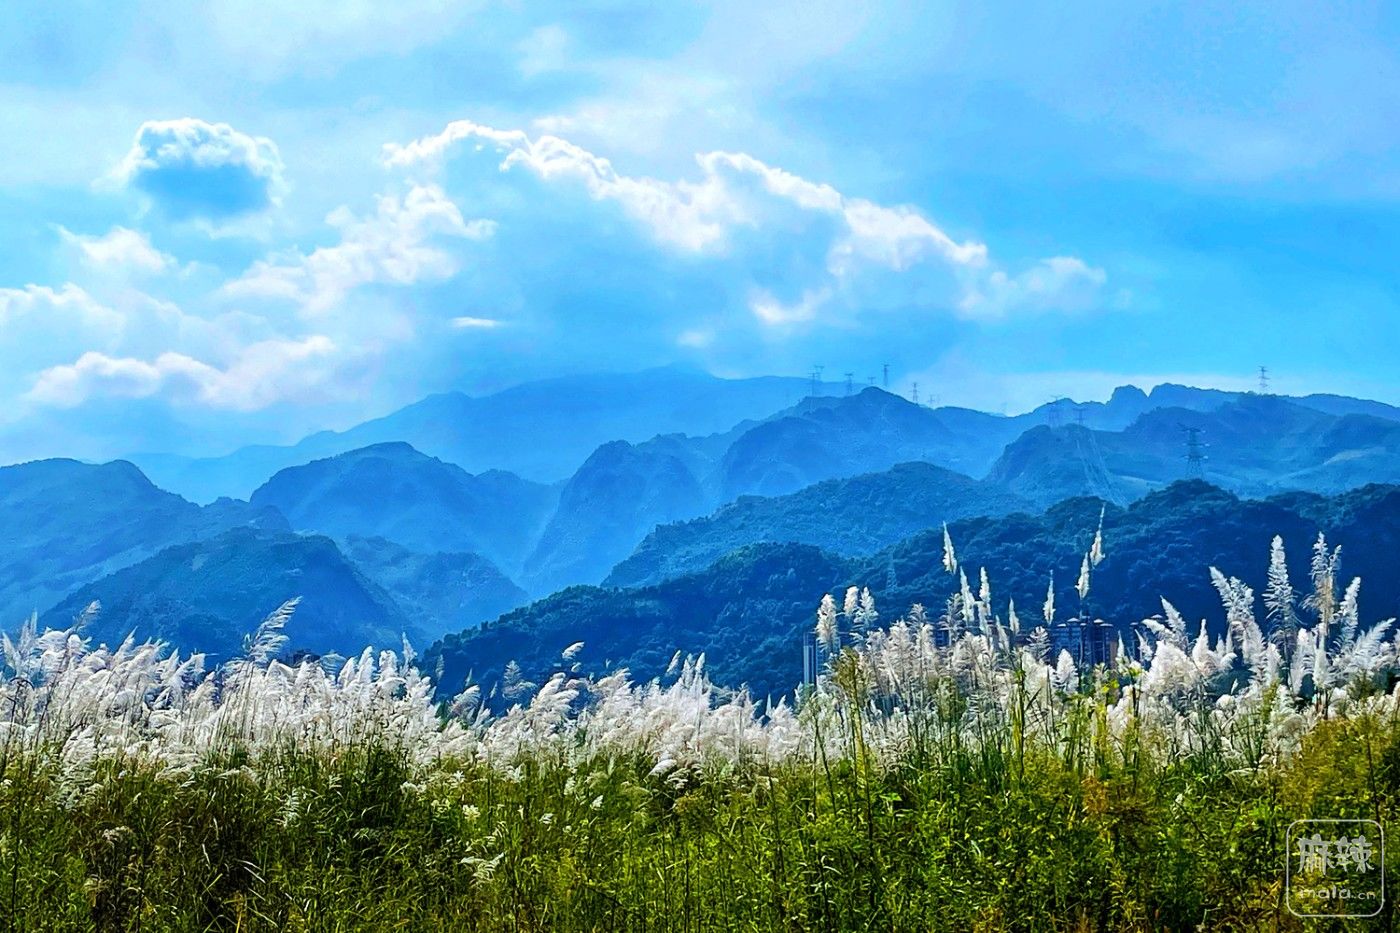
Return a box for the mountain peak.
[337,440,427,460]
[1109,385,1148,403]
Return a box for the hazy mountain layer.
[0,458,286,629]
[132,368,825,502]
[606,461,1031,588]
[45,528,412,662]
[250,442,556,576]
[989,396,1400,508]
[341,535,529,642]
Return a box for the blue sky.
[2,1,1399,459]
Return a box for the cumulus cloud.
[0,283,125,341]
[9,115,1112,430]
[27,335,336,411]
[960,256,1108,319]
[58,226,173,275]
[385,121,985,264]
[383,119,1101,330]
[0,286,128,390]
[226,184,494,314]
[110,118,285,220]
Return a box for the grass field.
[2,534,1398,931]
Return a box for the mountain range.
[248,442,557,576]
[131,367,824,503]
[425,481,1400,703]
[8,368,1400,681]
[990,395,1400,508]
[0,458,285,630]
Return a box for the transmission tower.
[1258,366,1270,395]
[1046,399,1063,428]
[882,363,890,390]
[910,382,919,405]
[1182,426,1207,478]
[1069,406,1125,506]
[809,365,825,398]
[844,372,854,396]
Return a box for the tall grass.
[2,532,1398,930]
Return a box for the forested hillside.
[427,481,1400,702]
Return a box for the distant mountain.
[606,462,1031,588]
[45,528,412,661]
[426,481,1400,703]
[249,442,556,575]
[341,535,528,642]
[521,391,1020,594]
[520,440,710,595]
[1288,392,1400,422]
[0,458,286,629]
[132,367,825,502]
[717,388,990,497]
[989,396,1400,508]
[509,387,1400,595]
[84,370,1400,505]
[703,383,1242,499]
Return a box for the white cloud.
[58,226,173,275]
[749,286,832,326]
[383,119,1100,329]
[227,184,494,314]
[960,256,1109,320]
[0,285,128,387]
[28,335,336,411]
[109,118,286,220]
[449,316,504,329]
[0,283,125,340]
[0,277,338,413]
[385,121,986,264]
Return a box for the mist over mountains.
[8,367,1400,698]
[131,367,820,503]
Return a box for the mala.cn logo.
[1286,819,1385,918]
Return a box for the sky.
[3,0,1400,459]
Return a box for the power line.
[1070,410,1124,506]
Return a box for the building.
[1049,617,1117,668]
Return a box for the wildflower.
[1090,506,1106,566]
[816,594,839,654]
